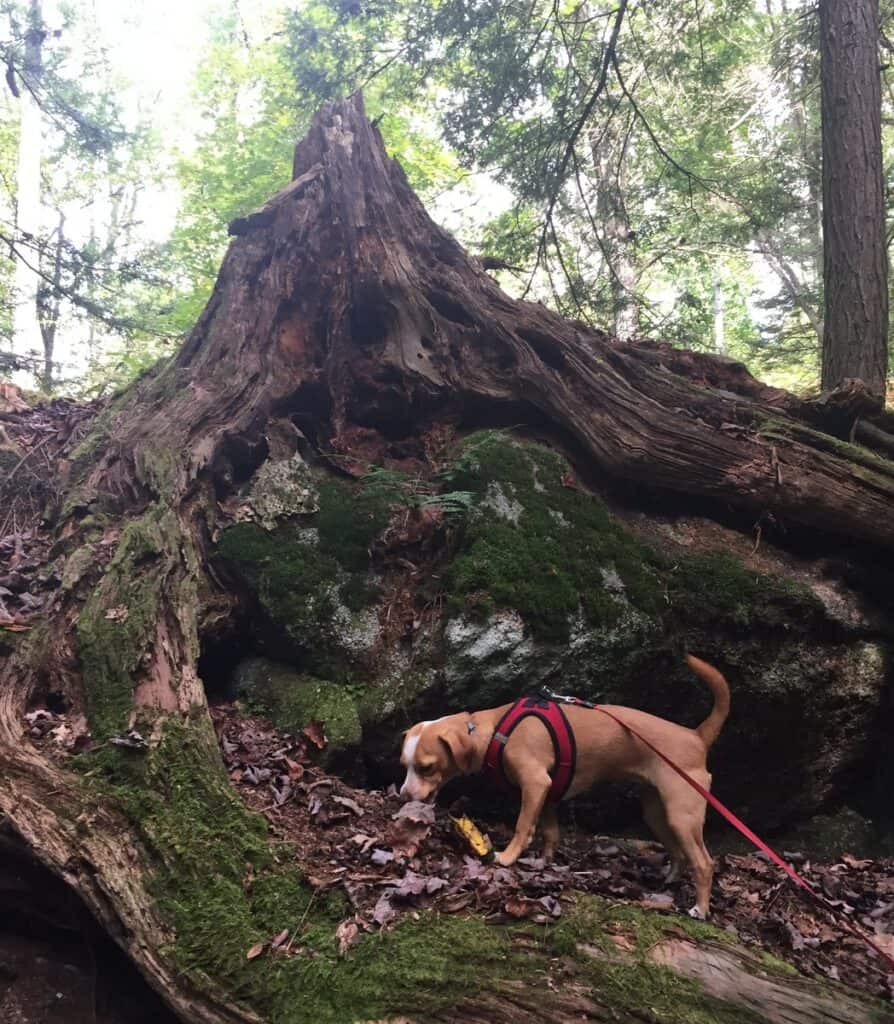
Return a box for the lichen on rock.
[237,453,319,530]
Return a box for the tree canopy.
[0,0,891,398]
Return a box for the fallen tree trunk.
[1,94,893,1023]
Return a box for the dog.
[399,654,729,919]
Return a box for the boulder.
[214,431,893,830]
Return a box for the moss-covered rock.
[443,432,665,643]
[214,432,891,830]
[217,473,390,674]
[232,657,362,766]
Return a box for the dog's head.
[399,714,479,802]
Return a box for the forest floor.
[49,701,877,1007]
[200,704,894,1002]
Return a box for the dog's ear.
[437,723,478,774]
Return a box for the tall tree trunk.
[591,126,637,341]
[819,0,888,401]
[37,208,63,393]
[712,278,725,354]
[1,95,893,1023]
[10,0,44,388]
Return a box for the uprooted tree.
[2,95,894,1023]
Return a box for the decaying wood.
[1,93,893,1023]
[647,937,892,1024]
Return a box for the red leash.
[556,694,894,975]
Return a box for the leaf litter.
[178,704,892,997]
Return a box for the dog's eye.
[418,764,434,775]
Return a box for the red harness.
[483,697,576,803]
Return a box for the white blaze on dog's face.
[399,715,474,802]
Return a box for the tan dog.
[399,655,729,918]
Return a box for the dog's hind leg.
[656,769,715,919]
[540,802,560,863]
[641,787,684,883]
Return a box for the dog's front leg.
[540,802,560,863]
[494,774,551,866]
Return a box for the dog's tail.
[686,654,730,749]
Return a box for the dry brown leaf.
[246,942,266,961]
[335,918,360,956]
[303,720,327,748]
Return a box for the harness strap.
[483,697,576,803]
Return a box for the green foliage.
[358,465,474,518]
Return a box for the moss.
[755,950,799,977]
[218,522,347,657]
[757,417,894,479]
[234,658,362,756]
[315,477,392,573]
[667,551,823,630]
[545,894,767,1024]
[443,433,665,643]
[217,475,391,662]
[79,716,518,1022]
[76,506,197,738]
[135,444,180,499]
[77,571,160,738]
[355,662,433,726]
[61,544,98,592]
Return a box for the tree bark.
[819,0,888,400]
[1,94,894,1023]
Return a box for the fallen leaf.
[335,918,359,956]
[104,605,129,622]
[842,854,873,870]
[504,896,535,918]
[386,819,431,858]
[271,929,290,950]
[332,794,364,816]
[641,892,675,909]
[372,893,398,928]
[392,801,435,824]
[246,942,266,961]
[303,720,327,748]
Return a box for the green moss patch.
[667,550,823,630]
[79,715,518,1023]
[217,475,392,664]
[233,657,362,756]
[75,506,199,738]
[443,432,665,643]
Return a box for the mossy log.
[1,94,894,1023]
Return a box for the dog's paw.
[687,905,709,921]
[493,850,517,868]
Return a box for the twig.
[0,434,53,491]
